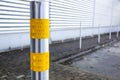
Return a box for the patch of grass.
[60,60,72,65]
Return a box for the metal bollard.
[79,22,82,49]
[30,1,49,80]
[117,25,119,38]
[98,25,100,43]
[109,26,112,40]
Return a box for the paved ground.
[0,33,119,80]
[71,41,120,80]
[50,63,116,80]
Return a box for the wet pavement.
[71,41,120,80]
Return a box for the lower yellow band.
[30,52,49,72]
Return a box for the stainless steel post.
[79,22,82,49]
[109,26,112,40]
[117,25,119,38]
[98,25,100,43]
[30,1,49,80]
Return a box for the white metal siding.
[49,0,94,41]
[94,0,120,34]
[0,0,120,51]
[0,0,30,33]
[0,0,94,41]
[50,0,94,29]
[0,0,30,51]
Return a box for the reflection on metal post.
[30,1,49,80]
[79,22,82,49]
[98,25,100,43]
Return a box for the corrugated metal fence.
[0,0,29,34]
[0,0,120,41]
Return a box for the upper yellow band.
[30,19,50,39]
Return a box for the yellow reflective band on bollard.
[30,52,49,72]
[30,19,50,39]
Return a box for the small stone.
[16,75,25,79]
[102,45,105,47]
[1,75,7,78]
[80,73,86,76]
[21,48,23,51]
[26,75,31,78]
[7,72,10,74]
[90,66,94,68]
